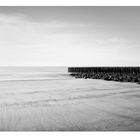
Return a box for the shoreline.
[68,67,140,84]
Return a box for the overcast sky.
[0,7,140,66]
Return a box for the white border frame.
[0,1,140,140]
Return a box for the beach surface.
[0,78,140,131]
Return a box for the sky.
[0,7,140,66]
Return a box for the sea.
[0,66,71,81]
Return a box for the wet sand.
[0,79,140,131]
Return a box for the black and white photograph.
[0,6,140,131]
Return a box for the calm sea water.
[0,66,70,81]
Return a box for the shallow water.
[0,66,69,81]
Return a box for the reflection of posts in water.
[68,67,140,84]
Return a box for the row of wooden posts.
[68,67,140,74]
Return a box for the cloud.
[95,37,129,45]
[0,14,27,26]
[0,14,87,46]
[0,14,91,66]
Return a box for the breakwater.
[68,67,140,84]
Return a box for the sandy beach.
[0,78,140,131]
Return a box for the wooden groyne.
[68,67,140,84]
[68,67,140,74]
